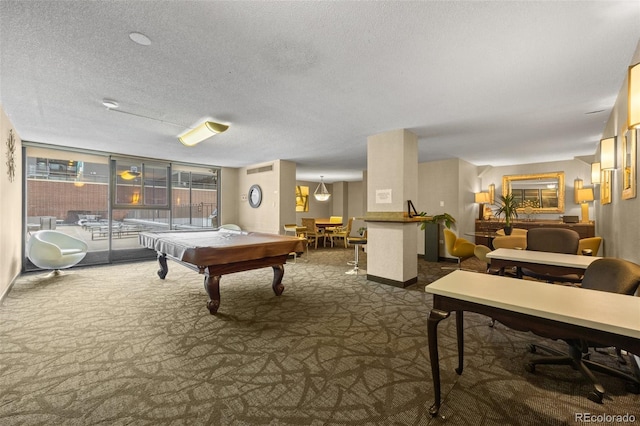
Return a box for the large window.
[24,146,220,271]
[172,167,219,229]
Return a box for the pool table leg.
[272,265,285,296]
[204,271,221,314]
[157,253,168,279]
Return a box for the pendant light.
[314,176,331,201]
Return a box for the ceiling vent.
[247,164,273,175]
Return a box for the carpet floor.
[1,246,638,425]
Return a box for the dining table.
[314,218,343,247]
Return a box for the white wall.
[0,105,23,301]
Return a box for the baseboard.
[366,274,418,288]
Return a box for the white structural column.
[365,129,418,287]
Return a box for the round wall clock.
[248,184,262,208]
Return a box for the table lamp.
[576,188,594,223]
[474,192,491,220]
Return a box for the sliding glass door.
[24,145,220,271]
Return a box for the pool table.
[139,229,306,314]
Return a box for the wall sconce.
[629,62,640,129]
[132,192,141,204]
[576,187,594,223]
[313,176,331,201]
[488,183,495,204]
[474,192,490,220]
[600,136,616,170]
[573,178,583,204]
[178,121,229,147]
[591,163,601,184]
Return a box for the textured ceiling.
[1,1,639,182]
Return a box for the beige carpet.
[1,247,638,425]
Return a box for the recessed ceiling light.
[129,32,151,46]
[102,99,119,109]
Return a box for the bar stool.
[346,234,367,275]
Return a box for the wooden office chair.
[330,217,353,248]
[442,229,476,270]
[525,258,640,403]
[301,218,320,249]
[323,216,343,247]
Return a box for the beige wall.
[480,159,591,221]
[417,158,477,258]
[236,159,296,234]
[0,105,23,301]
[294,179,332,223]
[596,41,640,262]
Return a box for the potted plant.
[494,194,519,235]
[417,212,456,230]
[417,212,456,262]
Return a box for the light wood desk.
[486,247,600,278]
[425,270,640,416]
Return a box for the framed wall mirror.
[622,128,637,200]
[502,171,565,214]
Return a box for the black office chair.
[524,258,640,403]
[520,227,581,282]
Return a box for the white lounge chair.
[27,230,88,273]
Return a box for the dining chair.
[301,218,320,249]
[323,216,343,247]
[283,224,298,236]
[525,258,640,403]
[329,217,353,248]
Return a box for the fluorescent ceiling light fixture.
[178,121,229,147]
[600,137,616,170]
[629,62,640,129]
[102,99,119,109]
[591,162,601,184]
[129,32,151,46]
[313,176,331,201]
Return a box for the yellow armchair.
[443,229,476,269]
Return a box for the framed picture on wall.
[600,169,612,205]
[295,185,309,212]
[622,128,637,200]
